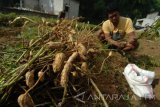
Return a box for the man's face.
[108,11,120,24]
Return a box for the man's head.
[106,2,120,25]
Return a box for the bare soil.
[0,27,21,50]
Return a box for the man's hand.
[115,41,127,49]
[122,42,134,51]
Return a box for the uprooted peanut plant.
[0,17,112,107]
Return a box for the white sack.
[123,64,155,99]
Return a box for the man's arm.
[123,18,138,51]
[123,31,137,50]
[127,32,137,44]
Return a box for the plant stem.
[90,78,109,107]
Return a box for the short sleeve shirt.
[102,16,134,35]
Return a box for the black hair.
[106,2,119,14]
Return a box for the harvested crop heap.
[0,17,111,107]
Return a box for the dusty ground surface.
[0,27,160,107]
[0,27,21,54]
